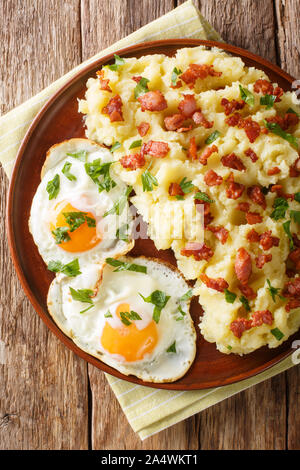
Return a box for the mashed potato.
[79,46,300,355]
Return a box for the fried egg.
[29,139,134,268]
[47,256,196,382]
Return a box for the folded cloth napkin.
[0,0,297,440]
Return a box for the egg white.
[47,256,196,383]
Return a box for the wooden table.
[0,0,299,450]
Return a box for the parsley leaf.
[239,84,254,107]
[166,341,176,353]
[265,121,298,149]
[103,185,132,217]
[224,289,237,304]
[294,192,300,203]
[108,54,125,71]
[270,197,289,220]
[46,174,60,200]
[139,290,170,323]
[47,258,81,277]
[119,310,142,326]
[240,295,251,312]
[271,327,284,341]
[290,210,300,224]
[260,94,276,109]
[175,305,187,321]
[179,289,193,302]
[141,164,158,192]
[104,310,112,318]
[266,279,285,303]
[69,287,94,305]
[194,192,214,203]
[105,257,147,274]
[66,150,87,162]
[129,139,142,149]
[179,177,194,194]
[110,141,121,152]
[116,223,129,241]
[62,211,95,232]
[171,67,182,87]
[134,77,150,99]
[283,220,294,250]
[51,227,71,244]
[85,159,116,192]
[62,162,76,181]
[205,130,221,145]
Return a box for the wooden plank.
[275,0,300,450]
[0,0,89,450]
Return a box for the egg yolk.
[101,303,158,362]
[50,201,101,252]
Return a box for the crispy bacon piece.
[137,122,150,137]
[199,145,218,165]
[178,94,197,117]
[180,63,222,88]
[259,231,280,251]
[286,298,300,312]
[164,113,185,131]
[237,202,251,212]
[221,153,246,171]
[141,140,169,158]
[221,98,245,115]
[283,278,300,297]
[245,148,258,163]
[207,225,229,244]
[289,248,300,270]
[187,136,197,160]
[168,182,184,197]
[247,229,260,243]
[255,253,272,269]
[226,173,245,199]
[192,111,214,128]
[239,283,256,300]
[290,157,300,177]
[138,90,167,112]
[204,169,223,186]
[246,211,263,224]
[199,273,228,292]
[120,153,145,170]
[177,124,194,133]
[181,242,213,261]
[132,75,143,83]
[247,185,266,209]
[238,117,261,143]
[270,184,294,200]
[267,166,281,175]
[230,318,252,338]
[253,79,274,95]
[96,69,112,92]
[235,247,252,285]
[251,310,273,327]
[266,112,299,131]
[194,198,214,226]
[225,112,242,127]
[102,94,124,122]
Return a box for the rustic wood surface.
[0,0,299,450]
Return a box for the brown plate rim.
[6,38,298,390]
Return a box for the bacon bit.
[251,310,273,327]
[226,173,244,199]
[225,112,242,127]
[199,145,218,165]
[239,283,257,300]
[246,212,263,224]
[247,185,266,209]
[255,253,272,269]
[177,124,194,133]
[266,112,299,131]
[187,136,197,160]
[221,98,245,115]
[269,184,294,200]
[132,76,143,83]
[286,298,300,312]
[283,278,300,298]
[245,148,258,163]
[178,94,197,117]
[164,113,185,131]
[96,69,112,92]
[168,182,184,197]
[253,79,274,95]
[247,229,260,243]
[199,273,228,292]
[267,166,281,176]
[289,248,300,270]
[102,94,124,122]
[238,117,261,143]
[194,198,214,226]
[221,153,246,171]
[290,157,300,177]
[237,202,251,212]
[180,63,222,88]
[181,242,214,261]
[192,111,214,128]
[259,231,280,251]
[120,153,145,170]
[206,225,229,244]
[138,90,167,112]
[142,140,169,158]
[171,79,182,89]
[230,318,252,338]
[235,247,252,285]
[273,86,284,102]
[204,169,223,186]
[137,122,150,137]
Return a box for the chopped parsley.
[283,220,294,249]
[69,287,94,313]
[119,310,142,326]
[116,223,129,241]
[47,258,81,277]
[271,327,284,341]
[240,295,251,312]
[171,67,182,87]
[224,289,237,304]
[194,191,214,203]
[175,305,187,321]
[266,279,285,303]
[290,210,300,224]
[166,341,176,353]
[108,54,125,71]
[139,290,170,323]
[110,141,122,152]
[105,257,147,274]
[264,121,298,149]
[66,150,87,162]
[227,345,233,351]
[294,192,300,203]
[62,211,96,232]
[134,77,150,99]
[104,310,113,318]
[179,289,193,302]
[103,185,132,217]
[239,85,254,107]
[51,226,70,244]
[270,197,289,220]
[205,130,221,145]
[141,165,158,192]
[129,139,142,149]
[62,161,76,181]
[85,159,116,192]
[179,177,194,195]
[260,94,276,109]
[46,174,60,200]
